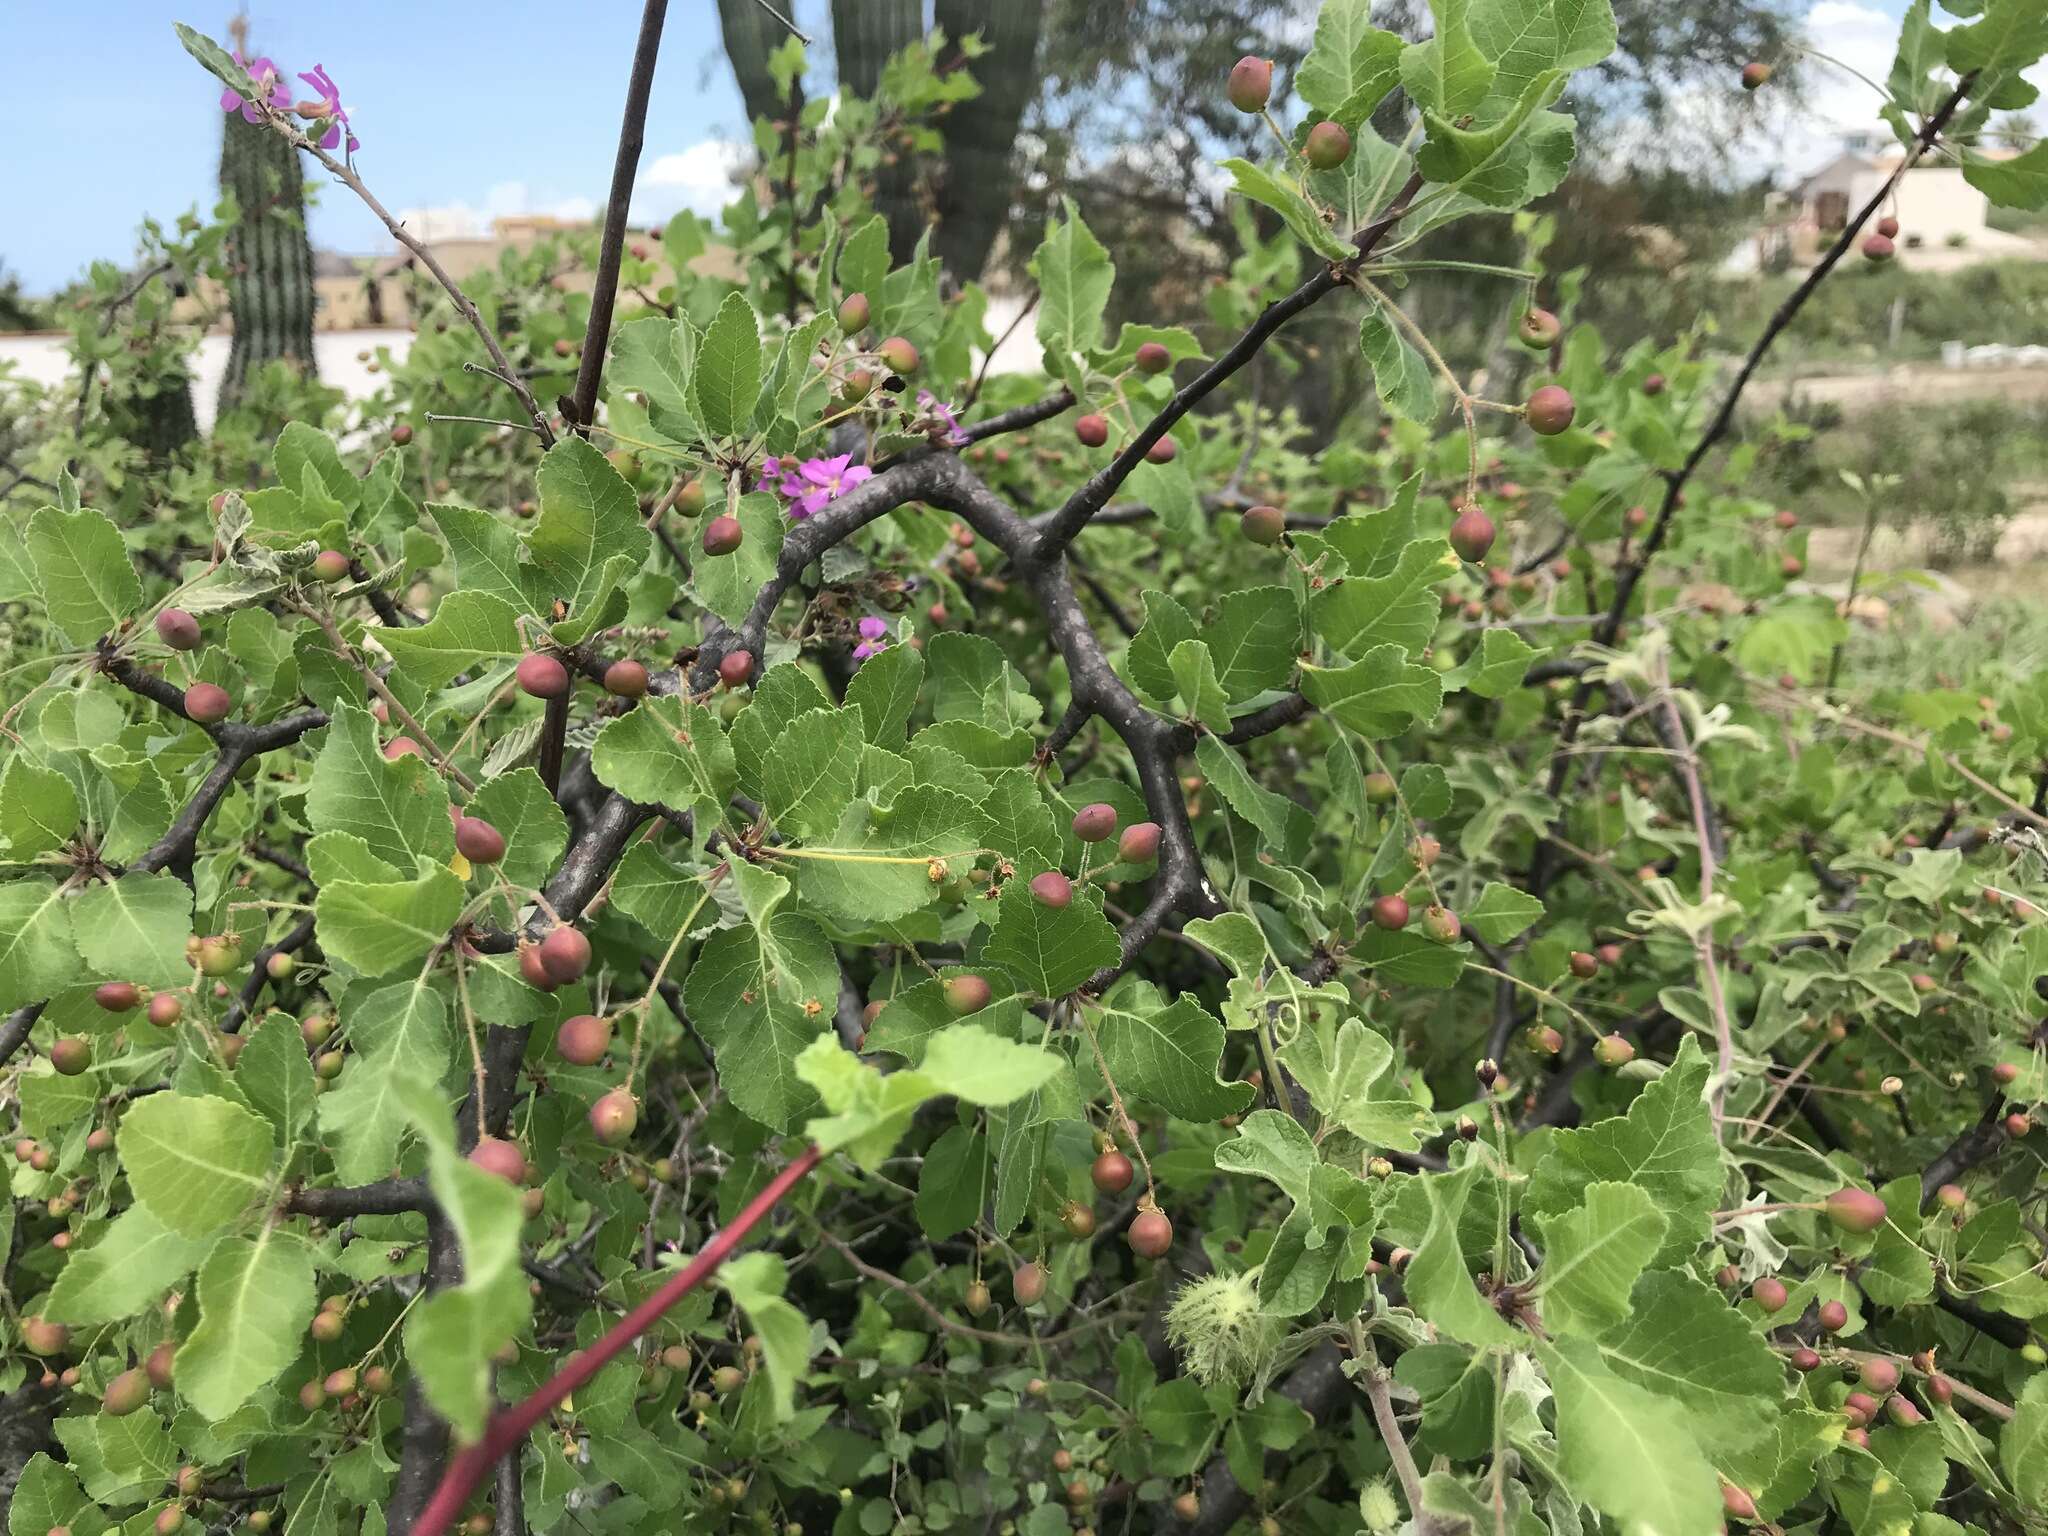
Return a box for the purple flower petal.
[797,488,832,517]
[841,465,873,494]
[858,615,888,641]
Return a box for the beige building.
[1744,138,2041,272]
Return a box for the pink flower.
[916,390,969,447]
[757,456,805,500]
[221,52,289,122]
[852,615,890,662]
[296,65,359,152]
[790,454,873,518]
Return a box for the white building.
[1739,134,2040,272]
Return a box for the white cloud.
[632,138,749,225]
[395,182,600,242]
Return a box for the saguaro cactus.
[216,97,317,413]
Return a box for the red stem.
[408,1143,825,1536]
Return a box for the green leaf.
[718,1252,810,1422]
[1359,306,1439,422]
[7,1454,109,1536]
[1447,627,1539,698]
[378,591,523,689]
[1405,1159,1518,1346]
[1860,1175,1935,1306]
[689,492,784,626]
[1471,0,1617,102]
[1417,69,1567,189]
[69,871,193,989]
[1399,0,1497,119]
[0,756,79,859]
[1297,0,1404,124]
[276,422,359,515]
[1168,639,1232,734]
[928,632,1041,732]
[400,1079,532,1438]
[1279,1011,1429,1148]
[1214,1110,1373,1315]
[1524,1036,1719,1267]
[692,291,765,441]
[799,1024,1060,1168]
[1207,587,1302,703]
[794,786,985,926]
[1533,1182,1667,1337]
[916,1125,993,1241]
[53,1407,176,1506]
[315,868,465,976]
[43,1205,213,1325]
[1310,537,1460,658]
[525,437,652,620]
[1029,199,1115,390]
[1089,979,1256,1123]
[235,1011,318,1144]
[306,703,457,874]
[682,912,841,1131]
[845,640,924,744]
[1464,881,1545,944]
[462,767,570,892]
[1220,158,1353,262]
[1300,645,1446,738]
[0,877,77,1016]
[609,314,699,442]
[1595,1271,1786,1456]
[1541,1335,1721,1536]
[27,504,142,645]
[2004,1373,2048,1508]
[590,692,737,829]
[176,1227,317,1418]
[1197,734,1312,862]
[425,501,536,613]
[1963,141,2048,210]
[761,708,866,841]
[318,978,453,1184]
[837,214,891,307]
[1946,0,2048,75]
[984,879,1121,998]
[116,1093,275,1237]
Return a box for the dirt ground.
[1750,365,2048,411]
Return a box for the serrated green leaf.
[176,1227,316,1418]
[1541,1335,1721,1536]
[378,591,522,689]
[1298,0,1404,124]
[116,1093,275,1237]
[1524,1035,1718,1266]
[1300,645,1446,738]
[525,437,652,621]
[1089,979,1255,1123]
[693,291,764,440]
[1464,881,1545,943]
[1030,199,1115,390]
[984,879,1121,998]
[315,868,465,976]
[318,977,453,1183]
[682,912,840,1131]
[69,871,193,990]
[1533,1182,1667,1337]
[27,504,142,645]
[1310,537,1460,658]
[1220,158,1353,262]
[43,1204,213,1325]
[1359,306,1439,421]
[306,703,456,873]
[590,692,737,829]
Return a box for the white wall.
[0,329,413,436]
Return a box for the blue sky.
[0,1,2005,297]
[1,2,765,292]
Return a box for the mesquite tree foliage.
[4,3,2048,1535]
